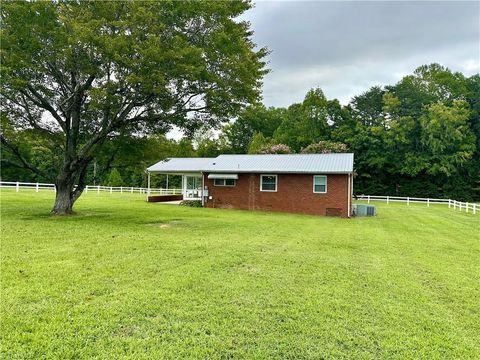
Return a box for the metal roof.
[147,157,215,173]
[148,153,354,174]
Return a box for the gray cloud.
[243,1,480,106]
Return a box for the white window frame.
[260,174,277,192]
[213,178,236,187]
[313,175,327,194]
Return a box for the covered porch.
[146,172,205,202]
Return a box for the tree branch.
[0,135,50,179]
[21,85,66,132]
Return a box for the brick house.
[147,153,354,217]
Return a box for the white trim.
[313,175,327,194]
[260,174,277,192]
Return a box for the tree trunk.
[51,161,90,215]
[51,175,76,215]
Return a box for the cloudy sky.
[243,0,480,107]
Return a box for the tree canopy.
[1,0,267,213]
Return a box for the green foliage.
[301,141,348,154]
[105,168,123,187]
[175,138,196,158]
[224,105,285,153]
[258,143,292,154]
[247,132,271,154]
[179,200,203,207]
[1,0,267,212]
[420,101,475,176]
[2,190,479,358]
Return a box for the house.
[146,153,354,217]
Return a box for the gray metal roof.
[147,157,215,173]
[148,153,354,174]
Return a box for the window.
[260,175,277,192]
[313,175,327,193]
[214,178,235,186]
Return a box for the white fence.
[356,195,479,215]
[0,181,182,196]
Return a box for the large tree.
[1,1,267,214]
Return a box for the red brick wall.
[203,173,351,217]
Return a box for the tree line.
[216,64,480,201]
[3,64,479,201]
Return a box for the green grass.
[1,189,479,359]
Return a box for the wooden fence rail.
[355,195,479,215]
[0,181,182,196]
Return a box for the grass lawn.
[1,189,479,359]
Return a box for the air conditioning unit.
[353,204,376,217]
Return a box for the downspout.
[347,173,351,217]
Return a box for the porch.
[146,172,205,202]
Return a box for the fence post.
[85,185,88,193]
[368,195,370,204]
[473,204,476,215]
[387,196,389,205]
[448,199,451,208]
[466,202,469,213]
[131,187,133,194]
[120,186,123,194]
[427,198,430,207]
[110,187,112,194]
[407,197,410,206]
[16,181,19,192]
[35,182,39,193]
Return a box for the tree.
[247,132,270,154]
[258,144,292,154]
[273,88,340,151]
[224,104,285,153]
[105,168,123,187]
[420,101,475,176]
[1,1,267,214]
[175,138,196,158]
[301,141,348,154]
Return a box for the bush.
[179,200,203,207]
[301,141,348,154]
[258,143,292,154]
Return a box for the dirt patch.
[148,220,184,229]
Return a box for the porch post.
[181,175,185,200]
[201,172,205,206]
[147,171,151,201]
[166,174,169,191]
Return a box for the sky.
[242,0,480,107]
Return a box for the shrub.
[258,143,292,154]
[301,141,348,154]
[179,200,203,207]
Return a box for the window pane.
[225,179,235,186]
[314,176,326,192]
[314,184,326,192]
[314,176,326,186]
[214,179,224,186]
[261,176,276,191]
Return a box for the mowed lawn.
[1,190,479,359]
